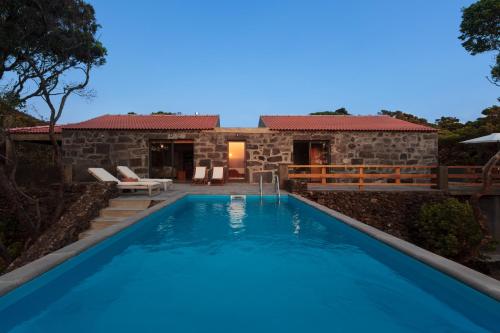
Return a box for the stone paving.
[119,182,282,200]
[118,182,500,198]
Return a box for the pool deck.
[119,182,282,200]
[1,184,500,301]
[118,182,500,198]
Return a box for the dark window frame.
[292,140,331,165]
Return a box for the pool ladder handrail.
[259,174,263,197]
[274,174,281,200]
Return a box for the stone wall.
[62,129,294,182]
[300,190,449,239]
[289,131,438,165]
[331,131,438,165]
[62,129,437,182]
[7,182,119,271]
[193,129,292,182]
[62,130,199,181]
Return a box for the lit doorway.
[228,141,245,180]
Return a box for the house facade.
[9,114,438,183]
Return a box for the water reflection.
[292,213,301,235]
[227,200,247,234]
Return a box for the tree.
[435,116,463,132]
[310,108,350,115]
[0,0,106,264]
[152,111,176,115]
[459,0,500,85]
[378,110,433,127]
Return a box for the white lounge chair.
[88,168,161,197]
[117,166,173,191]
[211,167,224,185]
[192,166,208,184]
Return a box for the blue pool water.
[0,195,499,332]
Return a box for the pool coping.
[290,193,500,301]
[0,193,188,297]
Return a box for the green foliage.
[0,0,107,74]
[459,0,500,83]
[437,105,500,164]
[151,111,176,115]
[0,0,107,110]
[379,110,433,126]
[417,199,482,259]
[435,116,462,131]
[0,102,45,131]
[310,108,350,115]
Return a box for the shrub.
[416,198,482,259]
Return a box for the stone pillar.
[278,163,291,188]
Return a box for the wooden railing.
[287,164,437,190]
[283,164,500,191]
[447,166,500,187]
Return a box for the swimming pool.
[0,195,499,332]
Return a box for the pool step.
[78,230,96,239]
[92,216,125,224]
[108,198,151,209]
[78,217,128,240]
[89,220,121,230]
[99,207,145,218]
[78,197,154,240]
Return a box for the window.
[149,140,194,180]
[293,141,329,165]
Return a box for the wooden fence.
[283,164,500,190]
[447,166,500,188]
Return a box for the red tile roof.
[64,114,220,130]
[8,114,436,134]
[8,125,62,134]
[259,115,436,132]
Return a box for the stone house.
[8,114,438,183]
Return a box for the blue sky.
[48,0,498,127]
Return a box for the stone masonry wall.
[331,131,438,165]
[193,130,293,183]
[287,131,437,165]
[62,129,437,182]
[301,190,449,239]
[62,130,199,181]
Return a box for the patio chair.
[88,168,161,197]
[211,167,225,185]
[117,166,173,191]
[192,166,208,184]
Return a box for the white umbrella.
[461,133,500,144]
